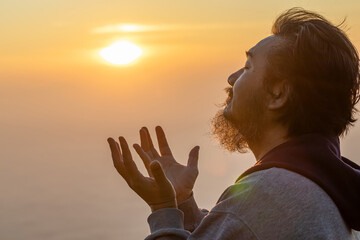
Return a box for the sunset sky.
[1,1,360,239]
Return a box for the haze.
[1,1,360,239]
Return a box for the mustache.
[225,87,233,105]
[225,87,233,97]
[217,87,233,108]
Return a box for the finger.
[140,127,152,158]
[119,136,142,178]
[150,161,171,187]
[133,143,153,177]
[187,146,200,168]
[107,138,126,177]
[115,139,121,152]
[155,126,173,156]
[144,127,160,158]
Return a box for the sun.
[99,41,143,65]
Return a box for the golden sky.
[1,1,360,239]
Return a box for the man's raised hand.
[135,126,200,203]
[107,136,176,212]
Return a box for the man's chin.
[211,109,249,153]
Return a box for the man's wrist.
[177,191,193,204]
[150,199,178,212]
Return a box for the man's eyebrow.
[245,50,254,58]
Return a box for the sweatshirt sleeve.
[145,174,264,240]
[145,208,190,240]
[145,207,258,240]
[177,193,209,232]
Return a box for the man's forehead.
[247,35,278,57]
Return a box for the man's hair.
[265,7,360,137]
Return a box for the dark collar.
[236,133,360,230]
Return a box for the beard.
[211,87,265,153]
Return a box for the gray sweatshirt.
[145,168,360,239]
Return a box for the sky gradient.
[1,1,360,239]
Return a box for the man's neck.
[248,125,290,161]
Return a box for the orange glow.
[2,1,360,240]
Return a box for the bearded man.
[107,8,360,239]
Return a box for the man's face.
[212,36,279,152]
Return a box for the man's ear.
[267,80,290,110]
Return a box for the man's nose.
[227,68,244,86]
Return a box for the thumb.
[187,146,200,168]
[150,161,171,187]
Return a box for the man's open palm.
[135,126,200,203]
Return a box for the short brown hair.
[265,8,360,137]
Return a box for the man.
[107,8,360,239]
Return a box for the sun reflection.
[99,41,143,65]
